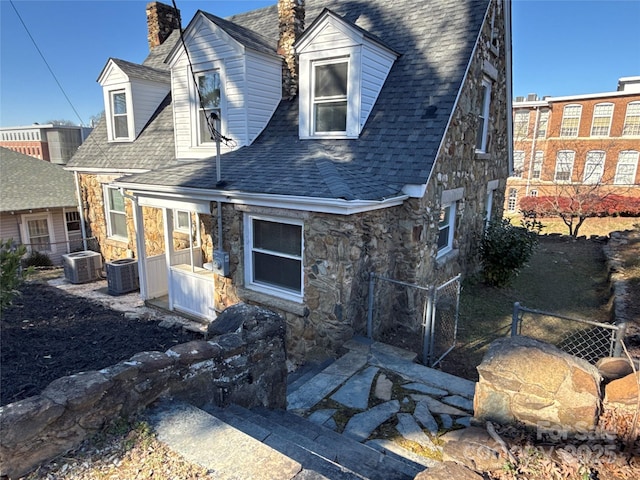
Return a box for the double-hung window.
[614,151,639,185]
[104,186,127,240]
[560,105,582,137]
[536,109,549,138]
[196,70,221,145]
[532,151,544,179]
[313,59,348,134]
[26,216,52,252]
[437,204,456,256]
[583,151,605,184]
[111,91,129,140]
[512,151,525,178]
[514,110,529,138]
[244,215,303,301]
[622,102,640,136]
[590,103,613,137]
[475,78,492,152]
[554,150,575,182]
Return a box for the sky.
[1,0,639,128]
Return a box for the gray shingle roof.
[201,11,278,56]
[70,0,491,202]
[107,58,170,84]
[0,147,77,212]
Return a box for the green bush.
[0,239,30,309]
[480,218,541,287]
[22,250,53,268]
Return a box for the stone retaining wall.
[0,304,287,480]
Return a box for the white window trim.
[475,77,492,153]
[243,214,304,303]
[20,212,55,253]
[512,150,525,178]
[174,209,191,233]
[103,186,128,241]
[191,62,226,148]
[485,180,499,230]
[299,47,361,139]
[614,150,639,185]
[436,188,464,259]
[622,102,640,136]
[554,150,575,183]
[105,87,134,142]
[560,104,582,138]
[507,188,518,212]
[590,103,614,137]
[583,151,605,184]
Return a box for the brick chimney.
[146,2,181,50]
[277,0,305,99]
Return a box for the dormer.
[167,11,283,160]
[98,58,171,142]
[296,9,399,140]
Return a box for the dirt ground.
[1,282,201,406]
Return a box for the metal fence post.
[511,302,521,337]
[613,322,628,357]
[367,272,375,339]
[422,288,434,365]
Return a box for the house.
[506,77,640,213]
[66,0,513,363]
[0,124,93,165]
[0,147,82,264]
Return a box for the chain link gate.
[366,273,460,367]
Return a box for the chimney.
[146,2,181,50]
[277,0,305,99]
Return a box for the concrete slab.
[331,366,379,409]
[343,400,400,442]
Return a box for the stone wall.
[0,304,287,480]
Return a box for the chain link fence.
[511,302,627,364]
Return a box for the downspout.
[73,171,88,251]
[504,0,514,181]
[526,107,540,197]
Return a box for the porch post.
[132,199,148,299]
[163,209,174,309]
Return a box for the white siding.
[360,45,395,129]
[130,79,170,138]
[246,52,282,143]
[0,213,21,245]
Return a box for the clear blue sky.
[1,0,639,127]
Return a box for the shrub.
[0,239,30,309]
[22,250,53,268]
[480,218,540,287]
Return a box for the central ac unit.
[62,251,102,284]
[106,258,139,295]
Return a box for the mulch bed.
[1,282,201,406]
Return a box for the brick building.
[0,124,92,165]
[505,77,640,212]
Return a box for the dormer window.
[313,59,348,133]
[196,70,222,145]
[111,91,130,140]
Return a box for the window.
[507,188,518,212]
[437,203,456,256]
[554,150,575,182]
[614,151,639,185]
[622,102,640,136]
[536,109,549,138]
[313,59,348,134]
[110,91,129,139]
[583,151,605,184]
[512,151,525,178]
[27,218,51,251]
[174,210,190,233]
[244,215,303,301]
[104,186,127,240]
[560,104,582,137]
[475,78,492,152]
[514,110,529,138]
[590,103,613,137]
[196,70,221,145]
[530,190,538,197]
[532,151,544,179]
[484,180,499,230]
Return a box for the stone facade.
[277,0,305,99]
[146,1,181,51]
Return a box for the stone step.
[287,358,335,396]
[209,403,423,480]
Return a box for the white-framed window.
[622,102,640,136]
[536,109,549,138]
[475,77,492,152]
[312,58,349,135]
[512,151,525,178]
[554,150,575,182]
[583,151,605,184]
[514,110,529,138]
[507,188,518,212]
[21,213,54,253]
[110,90,130,140]
[614,150,639,185]
[530,189,538,197]
[560,104,582,137]
[437,204,456,256]
[196,70,222,145]
[590,103,614,137]
[484,180,499,230]
[174,210,191,233]
[532,151,544,179]
[104,186,127,240]
[244,214,304,302]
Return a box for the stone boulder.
[474,336,602,435]
[604,371,639,408]
[414,461,483,480]
[596,357,639,381]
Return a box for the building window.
[104,186,127,240]
[475,78,492,152]
[530,189,538,197]
[554,150,575,182]
[507,188,518,212]
[512,151,525,178]
[532,151,544,179]
[514,110,529,138]
[110,91,129,139]
[583,151,605,184]
[196,70,222,145]
[614,150,639,185]
[26,217,52,251]
[174,210,190,233]
[437,203,456,256]
[244,215,303,301]
[622,102,640,136]
[313,59,348,134]
[560,104,582,137]
[590,103,614,137]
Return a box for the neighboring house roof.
[0,147,77,212]
[70,0,491,202]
